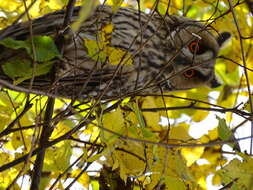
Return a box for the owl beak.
[210,78,221,88]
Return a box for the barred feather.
[0,5,230,100]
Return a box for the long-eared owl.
[0,5,230,100]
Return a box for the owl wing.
[0,6,137,99]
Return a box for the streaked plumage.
[0,5,230,100]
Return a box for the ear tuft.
[217,32,231,47]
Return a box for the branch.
[0,103,33,138]
[121,103,252,119]
[30,98,55,189]
[1,114,252,173]
[30,1,77,189]
[0,101,124,173]
[228,0,253,154]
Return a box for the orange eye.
[188,41,200,54]
[183,69,196,78]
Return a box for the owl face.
[163,22,230,91]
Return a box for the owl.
[0,5,230,100]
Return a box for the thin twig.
[228,0,253,154]
[1,122,252,174]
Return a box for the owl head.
[162,16,231,91]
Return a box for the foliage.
[0,0,252,189]
[84,23,133,65]
[0,36,59,84]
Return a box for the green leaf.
[216,116,232,141]
[0,38,27,49]
[127,103,146,129]
[44,141,72,172]
[0,36,60,62]
[2,59,54,84]
[216,116,240,151]
[127,102,154,138]
[26,36,61,62]
[91,181,99,190]
[141,127,154,138]
[215,62,240,86]
[84,39,107,62]
[33,61,54,77]
[2,59,32,81]
[217,156,253,190]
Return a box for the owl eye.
[183,69,196,78]
[188,41,200,54]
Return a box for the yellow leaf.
[0,106,11,133]
[0,0,22,12]
[11,131,31,150]
[84,39,106,62]
[197,176,207,189]
[142,97,162,131]
[164,176,187,190]
[181,147,204,166]
[0,152,13,166]
[169,123,191,143]
[102,108,125,142]
[112,157,119,170]
[51,121,72,139]
[200,128,218,143]
[119,163,128,183]
[102,23,114,36]
[72,169,90,188]
[84,23,133,65]
[19,111,34,128]
[192,109,209,122]
[114,141,145,175]
[138,175,151,186]
[44,141,72,172]
[99,23,113,46]
[0,168,18,189]
[107,47,133,65]
[202,149,222,165]
[87,148,111,162]
[56,181,65,190]
[45,0,65,10]
[146,148,195,190]
[212,174,222,186]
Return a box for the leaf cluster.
[0,0,252,190]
